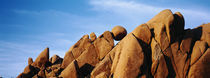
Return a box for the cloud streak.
[89,0,210,28]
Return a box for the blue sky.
[0,0,209,77]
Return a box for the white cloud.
[89,0,210,29]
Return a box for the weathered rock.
[17,9,210,78]
[173,12,185,37]
[151,38,162,62]
[153,55,168,78]
[111,26,127,41]
[59,60,80,78]
[200,23,210,46]
[38,69,46,78]
[94,38,113,60]
[180,30,194,54]
[46,70,56,77]
[61,51,75,69]
[95,72,108,78]
[32,47,49,68]
[91,56,112,77]
[76,44,99,76]
[50,55,63,64]
[18,64,39,78]
[101,31,114,47]
[61,35,91,69]
[150,38,169,77]
[28,57,33,65]
[188,48,210,78]
[90,32,97,42]
[147,9,176,43]
[132,23,152,44]
[113,33,144,78]
[191,41,208,65]
[71,35,92,58]
[147,9,173,29]
[153,23,170,51]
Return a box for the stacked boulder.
[17,9,210,78]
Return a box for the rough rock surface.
[18,9,210,78]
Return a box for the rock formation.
[17,9,210,78]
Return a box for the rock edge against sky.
[17,9,210,78]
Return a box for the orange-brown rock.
[188,48,210,78]
[95,72,109,78]
[101,31,114,47]
[191,41,208,65]
[59,60,80,78]
[93,31,114,60]
[61,35,91,69]
[147,9,173,29]
[150,38,169,77]
[61,51,75,69]
[94,38,113,60]
[113,33,144,78]
[111,26,127,41]
[17,64,39,78]
[200,23,210,46]
[71,35,92,58]
[76,44,99,76]
[90,32,97,42]
[50,55,63,64]
[32,47,49,68]
[173,12,185,37]
[17,9,210,78]
[180,30,194,54]
[153,23,170,51]
[28,57,33,65]
[91,56,112,77]
[132,23,152,44]
[37,69,46,78]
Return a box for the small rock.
[90,32,97,42]
[28,57,33,65]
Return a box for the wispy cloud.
[89,0,210,28]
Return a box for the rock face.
[18,9,210,78]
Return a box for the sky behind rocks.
[0,0,209,77]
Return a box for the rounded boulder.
[111,26,127,41]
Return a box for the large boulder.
[153,23,170,51]
[113,33,145,78]
[188,48,210,78]
[61,51,75,69]
[32,47,49,68]
[150,38,168,78]
[111,26,127,41]
[200,23,210,46]
[76,44,99,76]
[132,23,152,44]
[190,41,208,65]
[91,56,112,77]
[94,38,113,60]
[50,55,63,65]
[173,12,185,37]
[61,35,91,69]
[59,60,80,78]
[94,31,114,60]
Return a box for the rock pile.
[17,9,210,78]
